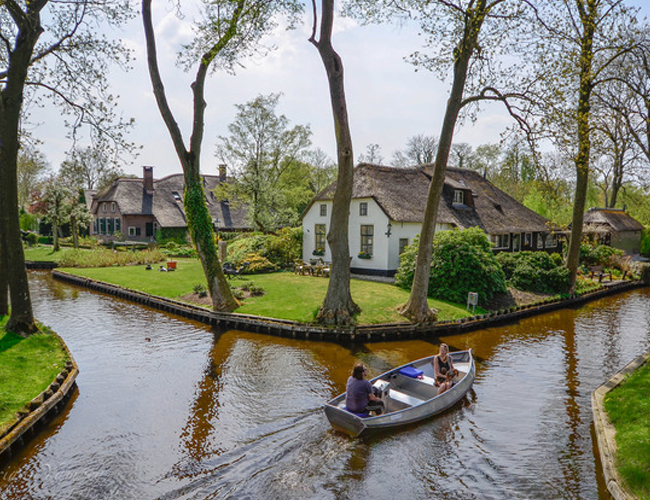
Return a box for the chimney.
[143,166,154,194]
[219,164,227,183]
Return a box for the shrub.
[239,253,278,274]
[226,229,301,268]
[579,243,623,267]
[641,228,650,257]
[496,251,570,294]
[240,281,266,296]
[395,227,507,305]
[193,283,208,297]
[56,248,165,267]
[26,232,39,246]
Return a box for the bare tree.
[142,0,302,312]
[392,134,438,167]
[309,0,360,325]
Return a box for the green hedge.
[395,227,506,305]
[226,228,302,268]
[496,251,569,294]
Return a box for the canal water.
[1,272,650,499]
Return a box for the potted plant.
[358,252,372,259]
[312,248,325,256]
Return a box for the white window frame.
[492,234,510,249]
[537,234,544,249]
[453,190,464,204]
[111,202,116,213]
[128,226,136,237]
[545,234,557,248]
[320,204,327,217]
[102,202,107,213]
[360,225,374,255]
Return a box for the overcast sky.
[33,1,650,180]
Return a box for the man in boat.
[345,363,384,416]
[433,343,458,395]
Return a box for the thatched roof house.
[582,207,645,254]
[302,163,560,276]
[90,166,250,241]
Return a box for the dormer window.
[111,202,116,213]
[453,190,465,204]
[102,202,107,212]
[172,191,182,202]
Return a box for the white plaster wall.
[302,198,455,273]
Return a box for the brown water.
[1,272,650,499]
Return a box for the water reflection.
[0,272,649,499]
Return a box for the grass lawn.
[61,259,479,324]
[0,317,69,434]
[23,245,64,262]
[604,362,650,500]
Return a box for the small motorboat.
[324,349,475,437]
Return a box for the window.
[537,234,544,249]
[399,238,409,256]
[315,224,326,254]
[453,190,465,204]
[491,234,509,249]
[524,232,532,246]
[172,191,181,202]
[102,202,107,213]
[111,202,116,213]
[320,204,327,217]
[99,218,106,235]
[115,218,121,234]
[545,234,557,248]
[128,226,141,237]
[360,225,374,255]
[93,219,98,234]
[359,202,368,216]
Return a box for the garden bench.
[589,265,612,282]
[223,262,245,279]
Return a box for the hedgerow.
[496,251,570,294]
[395,227,506,305]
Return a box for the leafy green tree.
[396,228,507,305]
[142,0,302,312]
[309,0,361,325]
[42,182,72,252]
[17,146,50,210]
[523,0,645,294]
[216,93,312,231]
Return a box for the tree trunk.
[0,204,9,316]
[142,0,238,312]
[566,1,596,295]
[71,216,80,248]
[310,0,360,325]
[399,4,486,324]
[0,10,42,334]
[52,222,60,252]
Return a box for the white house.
[302,164,560,276]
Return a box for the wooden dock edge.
[51,270,646,342]
[592,351,650,500]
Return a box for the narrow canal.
[1,272,650,499]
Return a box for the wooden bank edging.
[51,270,646,342]
[0,333,79,461]
[592,351,650,500]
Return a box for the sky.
[31,1,650,180]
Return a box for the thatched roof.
[92,174,250,230]
[583,208,645,232]
[310,163,554,234]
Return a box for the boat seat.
[388,388,424,407]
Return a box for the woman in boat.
[345,363,384,415]
[433,343,458,395]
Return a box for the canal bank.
[52,269,647,342]
[0,332,79,462]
